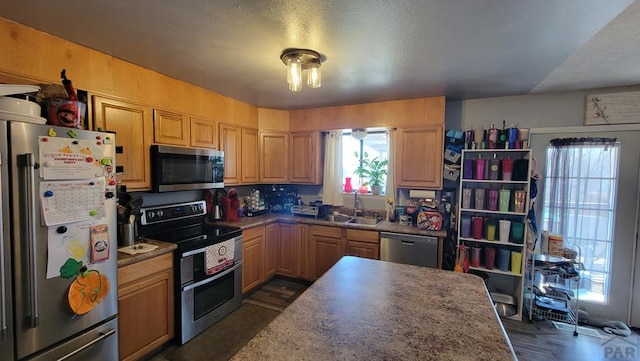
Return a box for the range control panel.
[140,200,206,225]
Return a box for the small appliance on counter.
[260,184,298,213]
[222,189,241,221]
[291,201,332,219]
[244,188,269,217]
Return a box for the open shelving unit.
[456,149,531,321]
[526,250,583,335]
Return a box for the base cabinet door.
[242,226,265,293]
[295,224,311,280]
[264,223,279,279]
[344,229,380,260]
[276,223,296,276]
[345,241,379,259]
[117,253,174,361]
[310,225,344,281]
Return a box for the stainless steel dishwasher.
[380,232,438,268]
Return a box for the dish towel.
[205,239,235,275]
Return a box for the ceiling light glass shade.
[307,60,321,88]
[286,56,302,92]
[351,128,367,140]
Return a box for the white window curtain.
[542,137,619,303]
[322,130,344,206]
[385,128,396,219]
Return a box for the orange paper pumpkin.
[68,270,110,315]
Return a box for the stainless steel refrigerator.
[0,120,118,361]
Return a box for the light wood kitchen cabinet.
[242,225,265,294]
[260,131,289,183]
[93,95,153,191]
[396,125,445,189]
[241,127,260,184]
[117,253,174,361]
[219,123,241,185]
[294,223,311,280]
[344,229,380,260]
[310,225,344,281]
[289,131,323,184]
[190,116,217,149]
[153,109,189,147]
[264,223,279,279]
[276,223,296,277]
[220,124,259,185]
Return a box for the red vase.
[344,177,353,193]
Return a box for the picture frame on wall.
[584,91,640,125]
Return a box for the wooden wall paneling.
[258,108,290,131]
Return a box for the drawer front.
[311,225,342,238]
[118,252,173,285]
[243,225,265,242]
[345,229,379,244]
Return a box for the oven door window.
[157,153,223,185]
[193,270,235,320]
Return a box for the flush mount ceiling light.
[351,128,368,140]
[280,48,322,92]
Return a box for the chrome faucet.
[353,190,365,217]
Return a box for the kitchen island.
[231,256,516,361]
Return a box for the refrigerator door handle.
[21,153,39,328]
[55,328,116,361]
[0,154,6,340]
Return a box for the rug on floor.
[242,278,308,312]
[166,303,280,361]
[552,321,604,338]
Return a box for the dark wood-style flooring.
[148,277,638,361]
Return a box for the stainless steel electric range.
[139,200,243,345]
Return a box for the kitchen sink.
[348,217,383,226]
[318,214,353,223]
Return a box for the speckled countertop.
[231,256,516,361]
[116,238,176,267]
[209,213,447,237]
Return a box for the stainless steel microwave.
[151,145,224,192]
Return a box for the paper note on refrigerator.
[46,220,96,279]
[39,136,106,180]
[40,177,106,226]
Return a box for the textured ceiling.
[0,0,637,110]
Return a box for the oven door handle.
[182,261,242,292]
[181,235,241,258]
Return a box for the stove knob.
[147,211,155,220]
[157,210,164,218]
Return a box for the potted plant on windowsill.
[353,152,388,196]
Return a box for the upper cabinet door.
[153,109,189,147]
[219,123,241,185]
[260,131,289,183]
[190,117,217,149]
[396,125,444,189]
[289,131,323,184]
[93,95,153,191]
[241,127,260,184]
